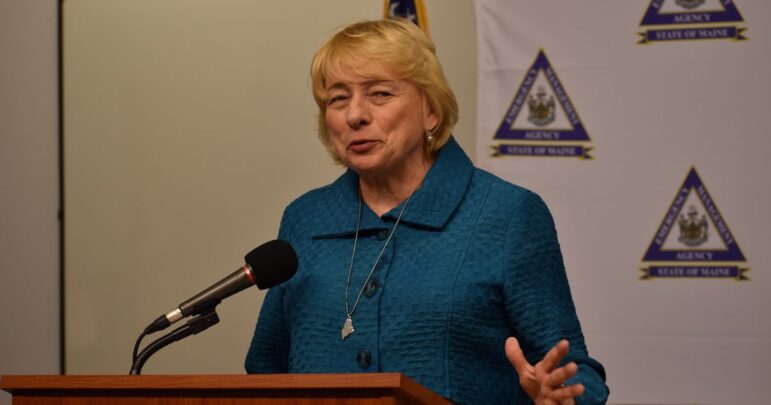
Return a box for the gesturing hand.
[505,337,585,405]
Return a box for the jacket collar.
[313,137,473,238]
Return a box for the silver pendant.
[341,316,354,340]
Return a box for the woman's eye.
[369,91,393,101]
[327,95,349,106]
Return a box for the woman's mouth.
[348,139,378,153]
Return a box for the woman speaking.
[245,19,608,404]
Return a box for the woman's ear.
[423,99,440,133]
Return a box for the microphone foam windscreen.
[245,240,298,289]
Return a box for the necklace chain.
[342,190,413,339]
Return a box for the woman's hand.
[505,337,585,405]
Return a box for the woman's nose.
[346,94,371,129]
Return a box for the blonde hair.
[311,19,459,163]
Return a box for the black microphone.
[143,240,298,334]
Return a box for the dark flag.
[384,0,430,37]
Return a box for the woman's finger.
[545,361,578,388]
[504,337,531,373]
[548,382,585,401]
[538,339,569,373]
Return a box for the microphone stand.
[130,308,220,375]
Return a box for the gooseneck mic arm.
[130,309,220,375]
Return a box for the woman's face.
[324,61,438,179]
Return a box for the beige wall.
[63,0,475,374]
[0,1,60,404]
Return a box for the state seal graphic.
[638,0,747,44]
[640,167,749,280]
[491,50,593,159]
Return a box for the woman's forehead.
[324,60,399,86]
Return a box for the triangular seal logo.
[637,0,747,43]
[491,50,593,159]
[640,167,748,280]
[640,0,744,26]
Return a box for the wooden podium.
[0,373,450,404]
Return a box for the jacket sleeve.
[244,283,289,373]
[244,209,295,374]
[502,190,609,404]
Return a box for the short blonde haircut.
[311,19,459,163]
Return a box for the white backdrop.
[475,1,770,404]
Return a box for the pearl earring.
[426,127,436,143]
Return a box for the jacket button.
[376,230,389,240]
[356,350,372,369]
[363,280,378,297]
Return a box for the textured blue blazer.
[245,137,608,404]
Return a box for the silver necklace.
[342,190,413,340]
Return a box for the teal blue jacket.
[245,138,608,404]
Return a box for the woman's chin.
[343,154,387,175]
